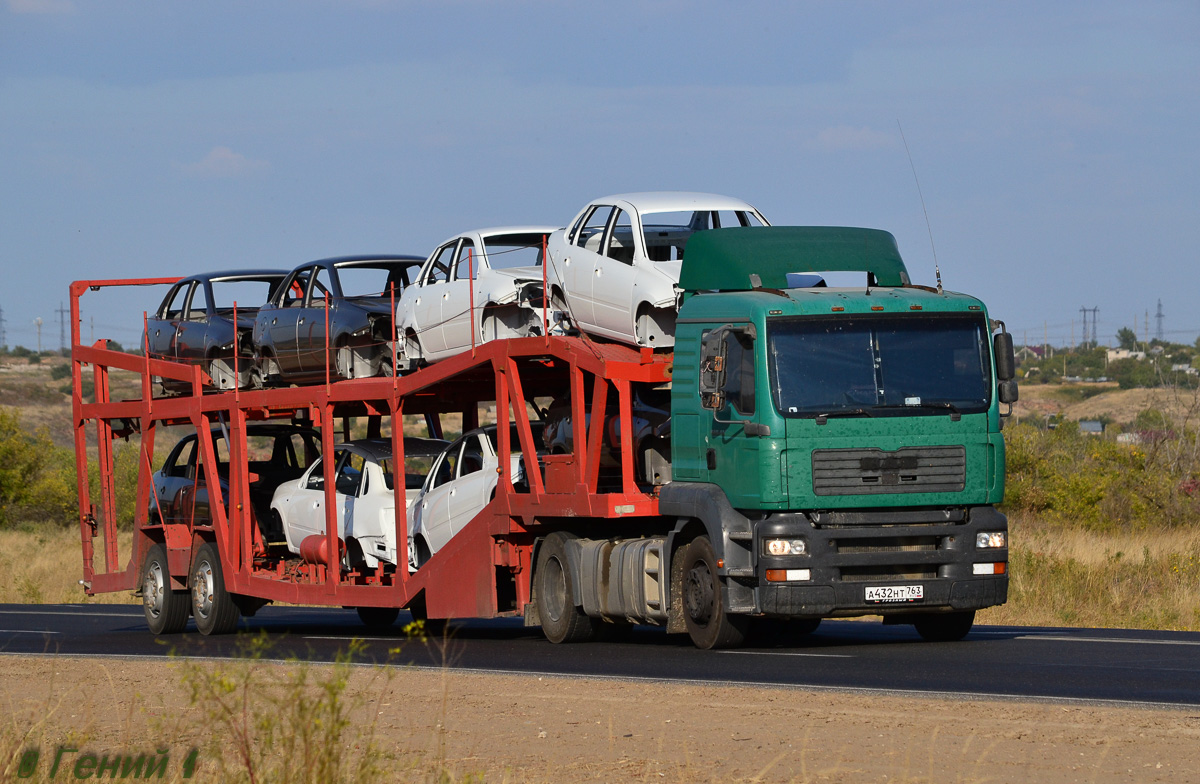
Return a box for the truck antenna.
[897,120,942,294]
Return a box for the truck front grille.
[811,446,966,496]
[834,536,940,554]
[839,566,939,582]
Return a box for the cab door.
[413,441,461,554]
[297,265,334,374]
[265,271,307,376]
[559,205,612,329]
[590,208,640,340]
[409,243,456,358]
[443,434,495,536]
[440,239,478,354]
[147,282,191,360]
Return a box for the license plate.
[865,584,924,603]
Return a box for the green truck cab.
[658,227,1017,647]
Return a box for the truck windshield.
[768,314,991,417]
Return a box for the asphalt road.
[2,604,1199,708]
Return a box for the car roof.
[303,255,425,269]
[588,192,760,213]
[179,269,290,283]
[432,226,560,248]
[334,436,451,461]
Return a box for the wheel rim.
[144,562,166,620]
[684,560,715,627]
[192,559,215,620]
[542,555,568,624]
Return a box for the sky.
[1,0,1197,352]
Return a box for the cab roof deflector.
[679,226,912,292]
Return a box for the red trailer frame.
[71,278,671,622]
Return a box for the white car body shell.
[272,438,446,568]
[544,192,769,348]
[409,427,526,570]
[397,226,560,364]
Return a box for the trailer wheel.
[190,542,241,635]
[142,543,189,635]
[356,606,400,629]
[913,611,975,642]
[681,536,749,649]
[535,532,596,643]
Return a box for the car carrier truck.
[71,225,1016,649]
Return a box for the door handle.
[154,330,160,336]
[272,318,277,325]
[564,258,571,266]
[299,317,305,324]
[442,293,449,300]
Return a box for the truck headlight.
[976,531,1006,549]
[763,538,807,556]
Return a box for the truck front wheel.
[142,543,189,635]
[682,536,749,649]
[190,542,241,635]
[535,532,597,643]
[913,610,975,642]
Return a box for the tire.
[913,611,975,642]
[142,543,189,635]
[535,532,597,643]
[681,536,749,649]
[190,542,241,635]
[356,606,400,629]
[406,592,447,636]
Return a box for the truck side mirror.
[993,331,1015,381]
[998,380,1019,405]
[698,327,730,411]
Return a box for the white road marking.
[0,629,61,634]
[0,610,138,618]
[1013,635,1200,647]
[717,650,853,658]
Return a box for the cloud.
[178,146,268,179]
[814,125,894,151]
[7,0,74,13]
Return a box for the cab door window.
[605,210,635,264]
[453,239,479,281]
[575,206,613,252]
[425,244,456,284]
[722,331,756,415]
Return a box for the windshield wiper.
[813,408,874,424]
[875,402,962,420]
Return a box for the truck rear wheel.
[682,536,749,649]
[535,532,597,643]
[142,543,189,635]
[190,542,241,635]
[913,610,975,642]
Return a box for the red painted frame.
[71,278,671,620]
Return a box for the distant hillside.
[1014,382,1200,427]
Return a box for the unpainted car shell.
[252,255,425,385]
[397,226,560,365]
[145,270,288,391]
[409,424,541,569]
[150,424,321,542]
[544,192,769,348]
[271,437,448,568]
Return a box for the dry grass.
[0,528,136,605]
[978,514,1200,631]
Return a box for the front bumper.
[746,505,1009,617]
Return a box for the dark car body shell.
[252,255,424,384]
[145,270,288,391]
[150,424,321,541]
